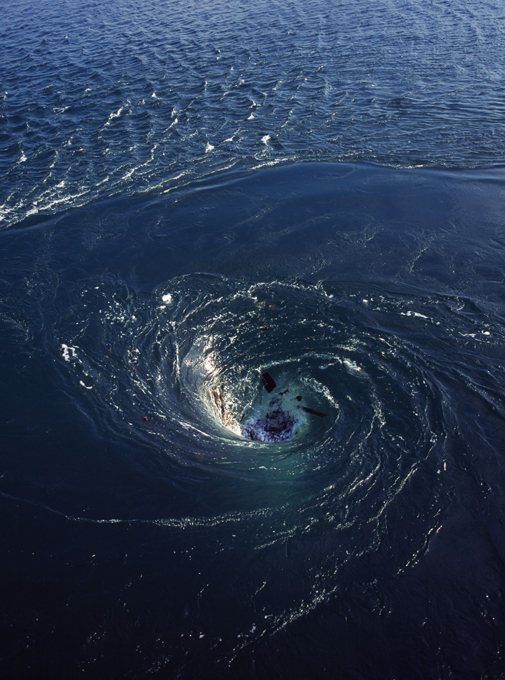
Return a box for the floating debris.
[211,371,329,443]
[261,372,276,393]
[212,386,233,426]
[301,406,327,418]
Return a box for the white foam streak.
[104,106,124,125]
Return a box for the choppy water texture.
[2,0,505,228]
[2,1,505,679]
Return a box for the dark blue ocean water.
[2,0,505,678]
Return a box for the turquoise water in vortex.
[2,1,505,678]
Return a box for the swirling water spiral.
[4,0,505,673]
[52,268,500,660]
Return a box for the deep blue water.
[2,1,505,678]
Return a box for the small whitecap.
[162,293,172,303]
[205,143,214,153]
[261,135,270,144]
[122,167,136,180]
[343,359,362,374]
[247,113,254,120]
[103,107,123,127]
[62,344,77,362]
[402,311,429,319]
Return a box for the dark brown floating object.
[260,326,270,331]
[302,406,328,418]
[261,372,276,393]
[296,395,302,401]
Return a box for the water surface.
[1,1,505,679]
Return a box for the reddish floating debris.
[212,387,225,415]
[301,406,327,418]
[261,372,276,393]
[260,326,270,331]
[212,387,232,426]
